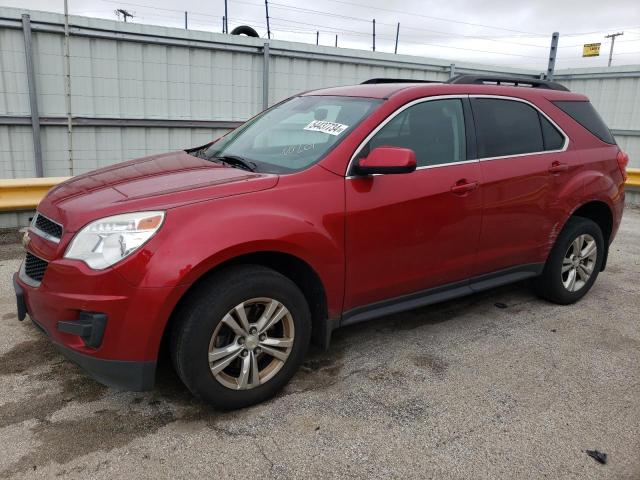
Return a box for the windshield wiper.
[211,155,257,172]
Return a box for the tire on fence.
[230,25,259,37]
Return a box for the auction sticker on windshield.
[304,120,349,136]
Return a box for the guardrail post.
[21,14,44,177]
[262,42,270,111]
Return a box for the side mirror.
[353,146,417,175]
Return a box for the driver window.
[362,99,467,167]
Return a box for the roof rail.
[361,78,441,84]
[446,74,569,91]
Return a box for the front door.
[344,97,482,311]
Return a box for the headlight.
[65,211,165,270]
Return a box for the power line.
[101,0,192,15]
[90,0,640,66]
[267,16,541,57]
[270,13,549,49]
[557,37,640,49]
[561,25,640,37]
[107,0,538,55]
[299,0,544,36]
[253,1,552,52]
[99,0,639,54]
[97,0,640,42]
[386,23,549,48]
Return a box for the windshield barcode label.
[303,120,349,136]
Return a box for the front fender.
[112,169,346,318]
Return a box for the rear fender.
[544,169,618,262]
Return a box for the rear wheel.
[534,216,604,304]
[171,265,311,409]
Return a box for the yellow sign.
[583,43,601,57]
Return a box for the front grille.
[24,252,49,283]
[33,213,63,240]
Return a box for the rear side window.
[471,98,543,158]
[539,114,565,151]
[553,100,616,144]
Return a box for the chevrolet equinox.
[13,75,628,409]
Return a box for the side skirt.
[340,263,544,328]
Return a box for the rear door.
[471,96,570,274]
[344,97,483,311]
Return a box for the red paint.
[356,146,416,173]
[17,82,625,367]
[344,162,483,309]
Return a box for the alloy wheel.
[208,297,295,390]
[561,233,597,292]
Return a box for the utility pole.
[264,0,271,39]
[394,22,400,54]
[316,31,319,45]
[115,9,134,22]
[335,34,338,47]
[372,19,376,52]
[222,16,225,33]
[605,32,624,67]
[184,11,188,29]
[546,31,559,80]
[224,0,228,33]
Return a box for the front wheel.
[171,265,311,409]
[534,216,605,305]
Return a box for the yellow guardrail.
[0,169,639,212]
[0,177,70,212]
[628,168,640,189]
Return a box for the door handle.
[548,161,569,174]
[450,180,479,195]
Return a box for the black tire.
[534,216,605,305]
[171,265,311,409]
[230,25,259,37]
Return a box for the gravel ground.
[0,209,638,479]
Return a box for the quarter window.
[539,114,565,151]
[360,99,467,168]
[472,98,544,158]
[553,100,615,144]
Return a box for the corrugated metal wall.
[1,6,639,181]
[0,7,535,179]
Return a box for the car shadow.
[152,279,535,405]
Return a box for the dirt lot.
[0,209,638,479]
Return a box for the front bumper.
[56,343,155,391]
[13,256,185,390]
[14,272,155,390]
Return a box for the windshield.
[203,96,382,173]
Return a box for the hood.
[37,151,278,232]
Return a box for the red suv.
[13,75,627,408]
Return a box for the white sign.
[303,120,349,136]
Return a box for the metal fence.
[0,6,543,179]
[0,6,639,183]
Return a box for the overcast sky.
[4,0,640,71]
